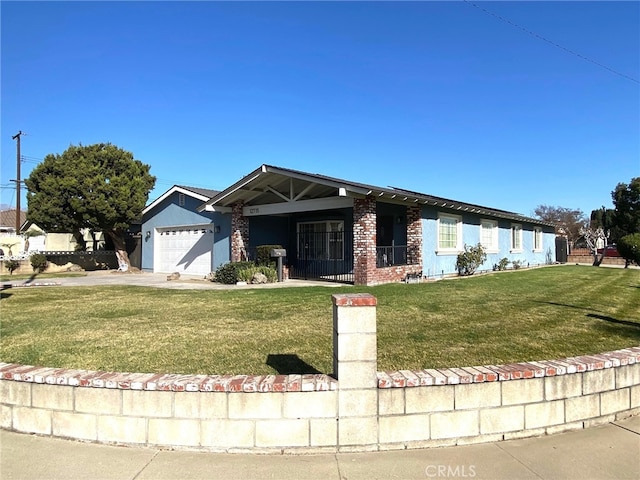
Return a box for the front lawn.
[1,265,638,375]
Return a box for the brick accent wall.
[353,197,377,286]
[231,202,249,262]
[406,205,422,266]
[567,255,627,266]
[353,199,424,286]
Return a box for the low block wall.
[376,353,640,449]
[567,255,627,266]
[1,294,639,453]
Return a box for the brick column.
[353,196,377,286]
[231,202,249,262]
[406,205,422,266]
[332,293,378,451]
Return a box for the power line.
[4,155,217,193]
[464,0,639,84]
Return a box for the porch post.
[406,205,423,266]
[231,202,249,262]
[353,196,377,286]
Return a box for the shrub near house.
[456,244,487,276]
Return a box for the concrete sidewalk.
[2,270,347,290]
[2,416,639,480]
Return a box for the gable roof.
[142,185,220,215]
[0,209,27,231]
[199,164,555,227]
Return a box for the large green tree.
[25,143,155,268]
[612,177,640,238]
[534,205,587,249]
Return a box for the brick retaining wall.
[2,294,639,453]
[567,255,627,266]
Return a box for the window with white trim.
[511,224,522,251]
[297,221,344,261]
[437,214,462,252]
[480,219,498,251]
[533,227,543,251]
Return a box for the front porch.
[233,198,423,286]
[200,165,424,286]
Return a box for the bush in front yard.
[30,253,48,273]
[456,244,487,276]
[255,244,283,266]
[494,257,510,271]
[237,265,278,284]
[214,261,255,284]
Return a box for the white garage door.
[155,227,214,276]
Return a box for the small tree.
[4,260,20,275]
[534,205,587,250]
[580,227,609,266]
[617,233,640,268]
[0,241,19,256]
[30,253,48,273]
[456,244,487,276]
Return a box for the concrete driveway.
[2,270,347,290]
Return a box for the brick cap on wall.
[0,365,337,393]
[332,293,377,306]
[2,346,638,392]
[377,346,640,388]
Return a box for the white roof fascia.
[143,186,212,215]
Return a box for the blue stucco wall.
[421,205,555,279]
[248,216,290,249]
[141,192,231,273]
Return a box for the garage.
[154,225,214,276]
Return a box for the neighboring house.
[198,164,556,286]
[1,209,109,255]
[141,185,231,276]
[0,209,27,255]
[0,209,27,235]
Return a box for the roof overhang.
[198,164,369,213]
[197,164,556,227]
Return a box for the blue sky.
[2,1,638,219]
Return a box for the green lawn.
[1,265,638,375]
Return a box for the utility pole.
[11,131,23,234]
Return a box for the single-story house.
[191,164,556,285]
[2,209,110,255]
[0,209,28,256]
[141,185,232,276]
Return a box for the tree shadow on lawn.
[537,301,640,340]
[585,313,640,332]
[266,354,323,375]
[0,286,13,300]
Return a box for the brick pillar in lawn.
[406,205,423,267]
[231,202,249,262]
[332,293,378,450]
[353,196,377,286]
